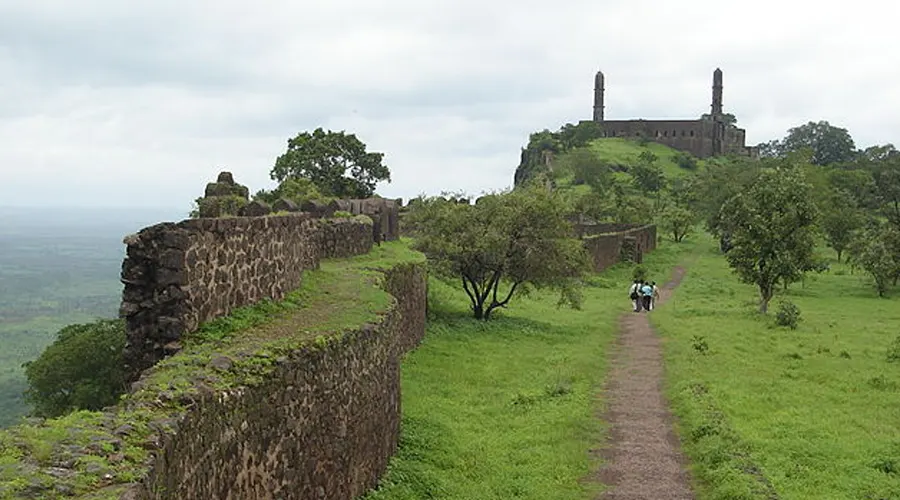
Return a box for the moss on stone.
[0,240,424,499]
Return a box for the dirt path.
[592,266,694,499]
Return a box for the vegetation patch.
[653,234,900,499]
[0,241,423,500]
[363,237,697,500]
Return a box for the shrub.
[632,265,648,282]
[672,152,699,170]
[332,210,353,218]
[774,300,801,329]
[23,319,127,418]
[886,335,900,363]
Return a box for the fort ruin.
[591,68,758,159]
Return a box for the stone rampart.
[583,224,657,271]
[121,214,374,380]
[128,262,427,500]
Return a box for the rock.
[239,200,272,217]
[273,198,299,213]
[209,356,234,372]
[216,171,235,184]
[114,424,134,436]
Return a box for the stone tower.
[711,68,723,116]
[593,70,605,122]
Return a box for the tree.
[659,205,697,242]
[719,162,819,312]
[271,128,391,199]
[556,147,612,192]
[672,151,699,170]
[408,185,590,320]
[700,112,737,126]
[847,225,900,297]
[254,177,325,206]
[778,120,857,166]
[871,155,900,230]
[820,189,864,262]
[23,319,126,418]
[630,152,666,195]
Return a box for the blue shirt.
[641,285,653,296]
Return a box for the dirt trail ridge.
[592,266,694,500]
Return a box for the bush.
[886,335,900,363]
[774,300,801,329]
[333,210,353,218]
[23,319,127,418]
[672,152,699,170]
[632,265,648,282]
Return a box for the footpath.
[592,266,695,499]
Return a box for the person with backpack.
[628,280,642,312]
[641,281,654,312]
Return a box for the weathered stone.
[216,171,235,184]
[208,356,234,372]
[238,200,271,217]
[272,198,298,213]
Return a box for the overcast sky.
[1,1,899,214]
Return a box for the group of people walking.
[628,280,660,312]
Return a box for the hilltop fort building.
[591,68,758,158]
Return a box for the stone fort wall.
[580,223,657,271]
[128,262,427,500]
[120,213,377,380]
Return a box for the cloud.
[1,0,899,209]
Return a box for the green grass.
[364,235,699,500]
[0,241,424,500]
[586,138,695,179]
[652,234,900,499]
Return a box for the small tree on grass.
[847,224,900,297]
[659,205,696,242]
[719,162,819,313]
[409,184,590,320]
[821,189,864,262]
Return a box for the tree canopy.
[719,159,820,312]
[761,121,857,166]
[23,319,126,418]
[271,128,391,199]
[408,184,590,320]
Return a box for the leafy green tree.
[271,128,391,199]
[719,162,819,312]
[254,177,325,205]
[630,152,666,195]
[408,184,590,320]
[23,319,126,418]
[871,155,900,230]
[775,120,857,166]
[821,189,864,262]
[672,151,699,170]
[556,121,604,151]
[692,156,761,241]
[827,168,877,210]
[556,147,612,192]
[700,112,737,126]
[659,205,697,242]
[847,225,900,297]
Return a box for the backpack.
[629,284,639,300]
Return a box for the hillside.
[585,138,694,179]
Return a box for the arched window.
[690,130,695,137]
[663,131,668,137]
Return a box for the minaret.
[593,70,605,122]
[711,68,723,116]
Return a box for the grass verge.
[363,235,699,500]
[652,234,900,500]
